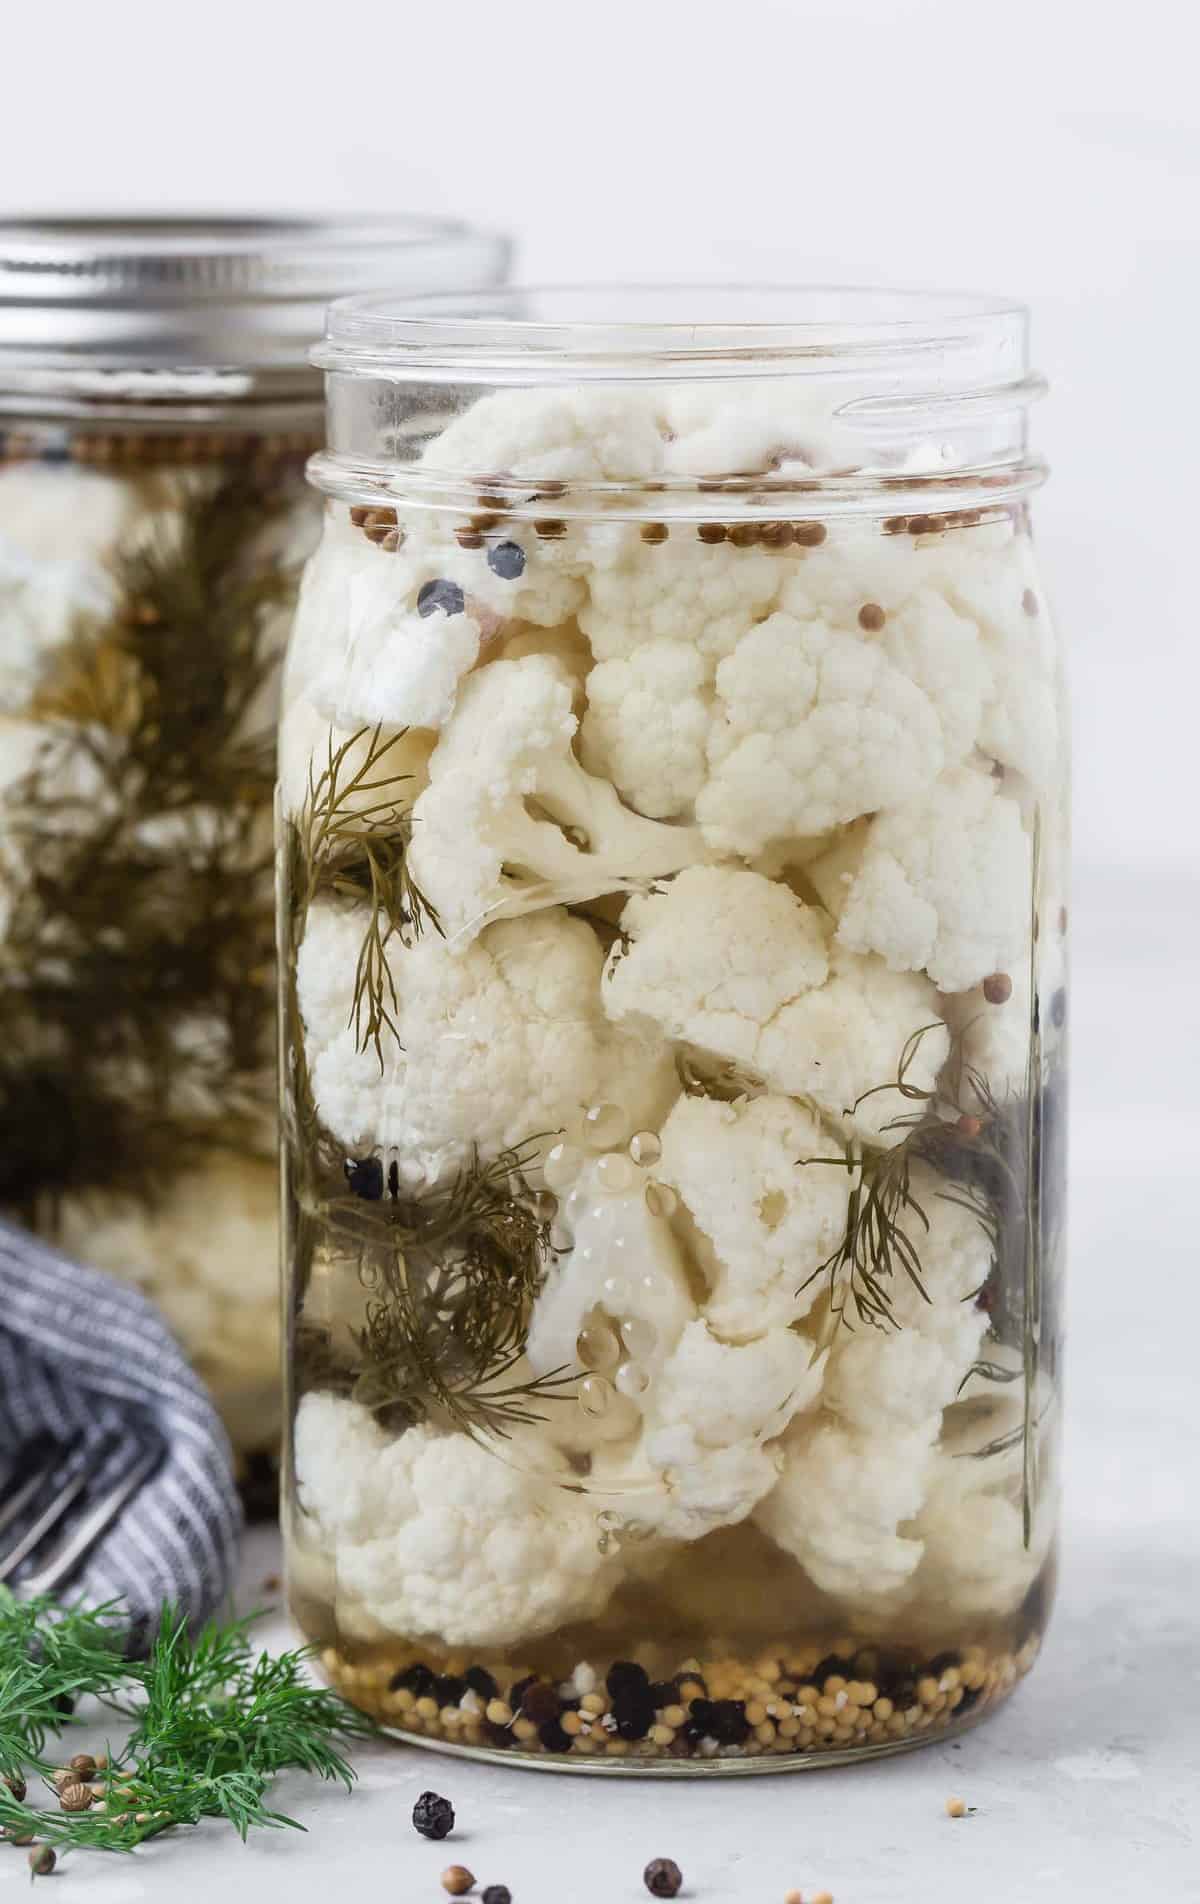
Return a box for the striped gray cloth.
[0,1220,242,1638]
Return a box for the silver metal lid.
[0,216,511,379]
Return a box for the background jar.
[281,286,1067,1770]
[0,219,510,1468]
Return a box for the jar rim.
[315,281,1029,381]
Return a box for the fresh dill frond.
[0,1598,376,1858]
[299,1140,574,1441]
[297,726,441,1067]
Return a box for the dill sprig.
[296,726,441,1066]
[0,1596,376,1859]
[0,458,306,1218]
[0,1594,129,1780]
[299,1140,573,1440]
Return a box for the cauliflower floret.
[821,1168,991,1436]
[755,1419,936,1605]
[904,1442,1053,1627]
[655,1093,853,1339]
[296,900,673,1181]
[583,1323,825,1544]
[0,524,117,714]
[648,1319,826,1450]
[696,612,945,854]
[408,653,709,947]
[660,383,858,480]
[835,765,1032,993]
[56,1152,280,1451]
[604,866,829,1064]
[293,1393,624,1647]
[755,1169,991,1606]
[525,1162,695,1408]
[942,533,1061,789]
[581,539,786,664]
[429,383,668,487]
[581,641,712,818]
[604,869,946,1146]
[288,514,484,732]
[755,945,948,1146]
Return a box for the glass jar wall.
[281,287,1067,1770]
[0,220,509,1460]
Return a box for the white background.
[3,5,1198,1895]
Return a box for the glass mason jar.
[0,219,509,1462]
[281,287,1067,1771]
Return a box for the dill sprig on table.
[0,1595,377,1859]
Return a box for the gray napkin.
[0,1220,242,1636]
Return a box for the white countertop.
[48,866,1200,1902]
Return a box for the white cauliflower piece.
[581,539,786,664]
[293,1393,624,1646]
[0,522,118,714]
[942,532,1061,789]
[647,1319,825,1450]
[584,1323,824,1543]
[835,766,1032,993]
[581,640,712,818]
[605,869,946,1147]
[56,1152,280,1451]
[288,515,483,732]
[656,1093,853,1339]
[429,383,669,487]
[755,945,948,1147]
[821,1168,991,1436]
[755,1168,991,1606]
[756,1420,936,1605]
[605,866,829,1065]
[525,1165,695,1394]
[661,383,859,479]
[296,899,673,1181]
[697,612,945,854]
[905,1443,1053,1626]
[408,653,709,947]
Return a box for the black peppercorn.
[417,578,466,619]
[812,1653,850,1687]
[644,1857,683,1897]
[648,1680,678,1711]
[688,1697,715,1727]
[487,540,526,580]
[434,1674,467,1706]
[344,1155,384,1200]
[928,1650,962,1676]
[710,1700,750,1745]
[465,1665,499,1701]
[482,1888,512,1904]
[392,1663,437,1698]
[412,1791,455,1840]
[607,1660,649,1698]
[537,1718,572,1753]
[506,1673,536,1709]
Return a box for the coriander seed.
[29,1845,57,1878]
[441,1866,475,1896]
[58,1782,94,1813]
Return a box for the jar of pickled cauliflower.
[281,286,1067,1771]
[0,218,508,1462]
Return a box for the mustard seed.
[858,602,886,631]
[1022,588,1039,616]
[696,522,727,544]
[946,1794,968,1817]
[983,971,1013,1004]
[793,520,827,547]
[641,522,669,544]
